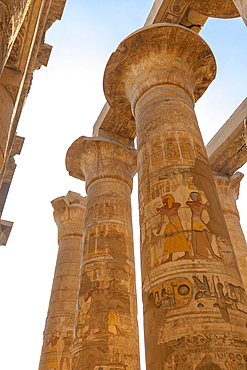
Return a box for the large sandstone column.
[214,172,247,293]
[104,23,247,369]
[66,137,140,370]
[39,191,86,370]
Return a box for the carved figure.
[45,332,59,370]
[59,335,72,370]
[192,275,239,322]
[156,194,190,263]
[186,192,221,260]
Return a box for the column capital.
[183,0,239,18]
[66,136,137,190]
[214,171,244,218]
[51,191,86,242]
[103,23,216,119]
[214,171,244,199]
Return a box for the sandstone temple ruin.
[0,0,247,369]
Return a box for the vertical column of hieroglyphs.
[66,137,140,369]
[104,24,247,369]
[214,172,247,293]
[39,191,86,370]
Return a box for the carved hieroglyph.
[183,0,239,18]
[214,172,247,294]
[0,0,31,75]
[39,191,86,370]
[104,23,247,369]
[66,137,140,370]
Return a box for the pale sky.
[0,1,246,369]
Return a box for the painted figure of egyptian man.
[156,194,190,263]
[186,192,221,260]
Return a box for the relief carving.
[193,274,247,322]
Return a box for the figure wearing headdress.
[156,194,190,263]
[186,192,221,260]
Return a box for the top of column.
[66,136,137,191]
[182,0,239,18]
[51,191,86,241]
[103,23,216,120]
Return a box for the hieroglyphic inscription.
[151,277,192,310]
[193,274,247,321]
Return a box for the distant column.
[66,137,140,370]
[39,191,86,370]
[214,172,247,291]
[104,23,247,369]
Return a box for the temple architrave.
[39,191,86,370]
[0,0,67,245]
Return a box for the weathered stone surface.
[145,0,208,31]
[39,191,86,370]
[104,23,216,120]
[183,0,239,18]
[0,0,31,75]
[93,102,136,140]
[104,23,247,369]
[214,172,247,295]
[101,25,216,138]
[66,137,140,370]
[206,98,247,176]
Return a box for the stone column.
[104,23,247,369]
[214,172,247,292]
[66,137,140,370]
[39,191,86,370]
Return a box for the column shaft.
[66,137,140,370]
[39,191,86,370]
[215,172,247,292]
[103,23,247,369]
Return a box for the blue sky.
[0,1,246,369]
